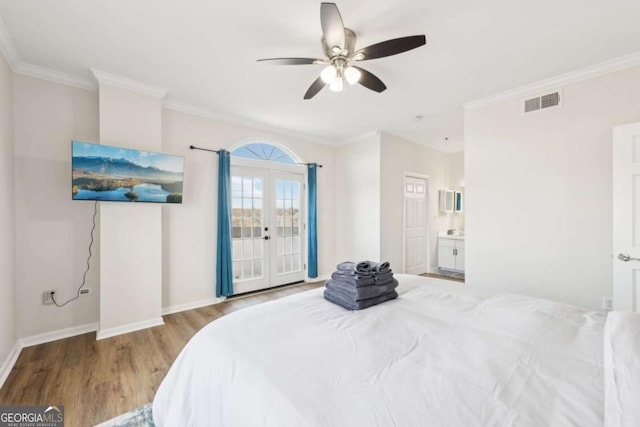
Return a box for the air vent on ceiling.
[523,91,561,113]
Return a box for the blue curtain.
[307,164,318,278]
[216,149,234,297]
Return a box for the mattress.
[153,274,606,426]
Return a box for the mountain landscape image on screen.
[72,141,184,203]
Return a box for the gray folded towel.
[336,261,372,274]
[330,271,375,286]
[373,271,393,283]
[334,269,373,278]
[326,278,398,301]
[365,261,391,274]
[324,288,398,310]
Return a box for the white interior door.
[231,164,306,295]
[404,175,428,274]
[613,122,640,312]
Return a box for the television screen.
[72,141,185,203]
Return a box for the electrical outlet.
[43,290,56,305]
[602,296,614,311]
[80,288,91,295]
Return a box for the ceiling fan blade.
[320,3,345,51]
[257,58,326,65]
[352,66,387,93]
[304,77,326,99]
[355,35,426,61]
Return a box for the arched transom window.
[231,143,296,164]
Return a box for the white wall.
[11,75,337,338]
[13,75,100,338]
[161,109,337,308]
[465,66,640,310]
[448,151,464,188]
[335,132,381,263]
[97,83,164,337]
[448,151,465,231]
[0,53,16,371]
[379,132,451,273]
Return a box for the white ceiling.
[1,0,639,152]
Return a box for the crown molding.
[15,62,97,91]
[163,100,336,146]
[0,15,20,71]
[464,51,640,112]
[0,15,96,91]
[91,68,167,98]
[0,16,98,91]
[163,99,233,122]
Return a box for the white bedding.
[604,311,640,426]
[153,274,606,426]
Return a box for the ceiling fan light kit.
[330,75,344,92]
[321,63,361,91]
[257,2,427,99]
[320,65,337,84]
[344,66,361,85]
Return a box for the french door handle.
[263,236,270,240]
[618,253,640,262]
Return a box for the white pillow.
[604,311,640,427]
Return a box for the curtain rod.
[188,145,323,167]
[190,145,219,153]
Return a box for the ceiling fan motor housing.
[322,28,357,59]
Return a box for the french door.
[231,163,306,295]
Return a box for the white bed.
[153,274,609,426]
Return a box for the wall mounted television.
[72,141,185,203]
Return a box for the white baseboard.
[96,317,165,340]
[438,267,465,273]
[2,322,102,388]
[161,297,222,316]
[161,279,327,316]
[2,315,166,387]
[19,322,98,348]
[0,341,21,390]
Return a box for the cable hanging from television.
[51,200,98,308]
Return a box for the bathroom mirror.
[440,189,454,213]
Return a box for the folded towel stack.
[324,260,398,310]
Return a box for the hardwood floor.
[0,282,323,427]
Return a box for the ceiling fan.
[257,2,427,99]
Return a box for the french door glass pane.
[231,175,265,281]
[275,179,302,275]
